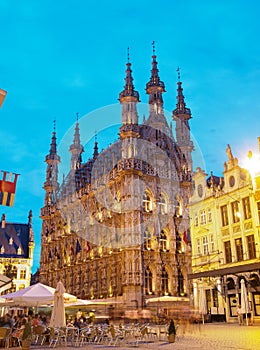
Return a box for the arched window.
[145,267,153,295]
[175,196,183,217]
[161,267,169,295]
[178,269,184,295]
[143,190,153,212]
[226,277,235,290]
[158,193,168,214]
[144,228,152,250]
[160,230,167,252]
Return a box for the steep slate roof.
[0,222,30,258]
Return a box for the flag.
[86,240,90,253]
[76,239,82,254]
[0,88,7,108]
[0,171,19,207]
[183,231,188,245]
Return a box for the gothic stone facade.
[39,52,194,313]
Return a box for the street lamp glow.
[243,150,260,188]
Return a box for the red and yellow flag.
[0,171,19,207]
[0,89,7,108]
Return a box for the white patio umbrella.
[198,286,207,324]
[0,282,77,307]
[49,281,66,328]
[240,279,250,326]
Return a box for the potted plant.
[168,319,176,343]
[21,317,32,350]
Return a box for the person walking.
[237,304,243,325]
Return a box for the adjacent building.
[39,51,194,317]
[0,211,35,293]
[189,142,260,323]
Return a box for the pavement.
[26,323,260,350]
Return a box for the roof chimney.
[1,214,6,228]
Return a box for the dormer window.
[0,246,5,254]
[9,237,13,245]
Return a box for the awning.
[146,296,189,304]
[188,262,260,280]
[0,274,12,294]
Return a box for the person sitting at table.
[73,317,81,329]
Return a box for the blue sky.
[1,0,260,273]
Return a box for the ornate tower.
[145,42,168,131]
[43,123,60,206]
[28,209,34,260]
[69,114,84,170]
[172,69,193,171]
[119,48,140,159]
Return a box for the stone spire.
[119,48,140,160]
[172,68,193,171]
[44,120,60,206]
[145,42,168,130]
[93,133,99,160]
[119,48,140,102]
[119,48,140,139]
[69,113,84,170]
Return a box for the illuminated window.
[143,190,153,212]
[200,210,206,225]
[210,234,215,252]
[242,197,251,220]
[231,201,240,223]
[175,197,183,217]
[207,209,212,223]
[235,238,243,261]
[160,230,167,251]
[161,267,169,294]
[144,228,152,250]
[247,235,256,259]
[178,269,184,295]
[224,241,232,263]
[257,202,260,224]
[195,215,199,227]
[20,269,26,279]
[220,205,229,226]
[12,266,17,279]
[202,236,208,255]
[212,288,219,308]
[197,238,201,255]
[158,193,167,214]
[145,267,153,294]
